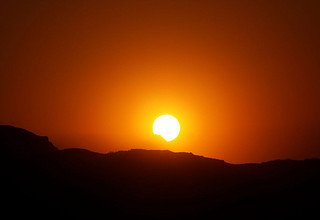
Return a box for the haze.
[1,0,319,163]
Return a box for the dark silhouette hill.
[1,125,320,218]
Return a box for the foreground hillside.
[1,125,319,218]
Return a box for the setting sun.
[153,114,180,142]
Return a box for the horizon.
[2,124,319,164]
[1,1,319,163]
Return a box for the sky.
[1,0,319,163]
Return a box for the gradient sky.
[1,0,319,163]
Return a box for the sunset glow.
[0,1,319,163]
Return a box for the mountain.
[1,125,320,218]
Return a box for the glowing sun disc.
[153,114,180,141]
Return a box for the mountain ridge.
[2,125,320,218]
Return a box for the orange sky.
[1,0,319,163]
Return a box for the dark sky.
[1,0,319,163]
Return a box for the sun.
[153,114,180,142]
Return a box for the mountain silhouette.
[2,125,319,218]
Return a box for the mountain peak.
[0,125,57,158]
